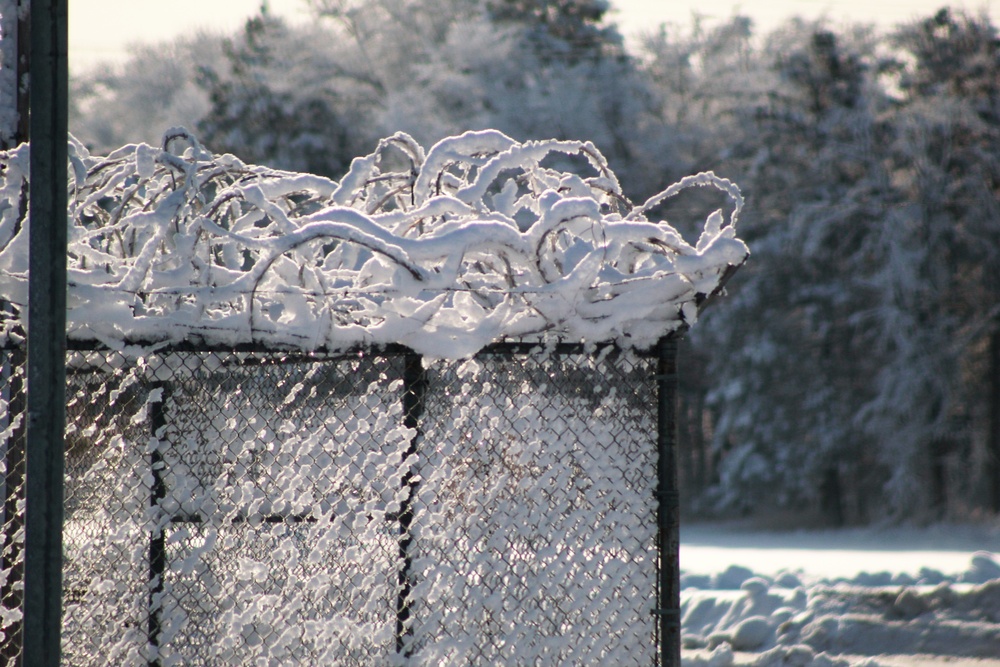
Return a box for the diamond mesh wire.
[1,348,26,665]
[5,344,659,665]
[61,350,409,666]
[405,351,658,665]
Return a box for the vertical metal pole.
[148,382,168,667]
[656,336,681,667]
[23,1,68,666]
[396,353,425,657]
[0,0,31,149]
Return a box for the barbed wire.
[0,128,746,357]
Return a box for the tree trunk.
[819,466,844,527]
[929,437,949,517]
[693,395,708,494]
[989,329,1000,512]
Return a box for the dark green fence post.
[148,381,169,667]
[656,336,681,667]
[23,1,69,666]
[396,352,426,656]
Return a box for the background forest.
[69,0,1000,526]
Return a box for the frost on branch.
[0,129,747,357]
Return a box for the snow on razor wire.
[0,128,747,357]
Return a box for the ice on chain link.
[0,128,746,357]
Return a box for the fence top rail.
[1,336,677,359]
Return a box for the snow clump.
[681,551,1000,666]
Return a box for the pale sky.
[69,0,999,72]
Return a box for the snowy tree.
[640,14,758,135]
[64,1,1000,522]
[872,8,1000,514]
[300,0,683,197]
[669,20,901,521]
[69,0,669,201]
[70,36,223,152]
[646,10,1000,522]
[485,0,623,62]
[195,9,356,177]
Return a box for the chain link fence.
[1,348,26,666]
[1,342,667,665]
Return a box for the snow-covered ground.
[681,521,1000,581]
[679,521,1000,667]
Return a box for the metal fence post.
[148,381,169,667]
[24,1,69,666]
[0,0,30,150]
[656,336,681,667]
[396,352,426,656]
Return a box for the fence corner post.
[656,335,681,667]
[23,0,69,666]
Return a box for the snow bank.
[681,552,1000,667]
[0,129,747,357]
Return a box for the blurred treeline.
[70,0,1000,525]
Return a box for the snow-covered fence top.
[0,129,747,358]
